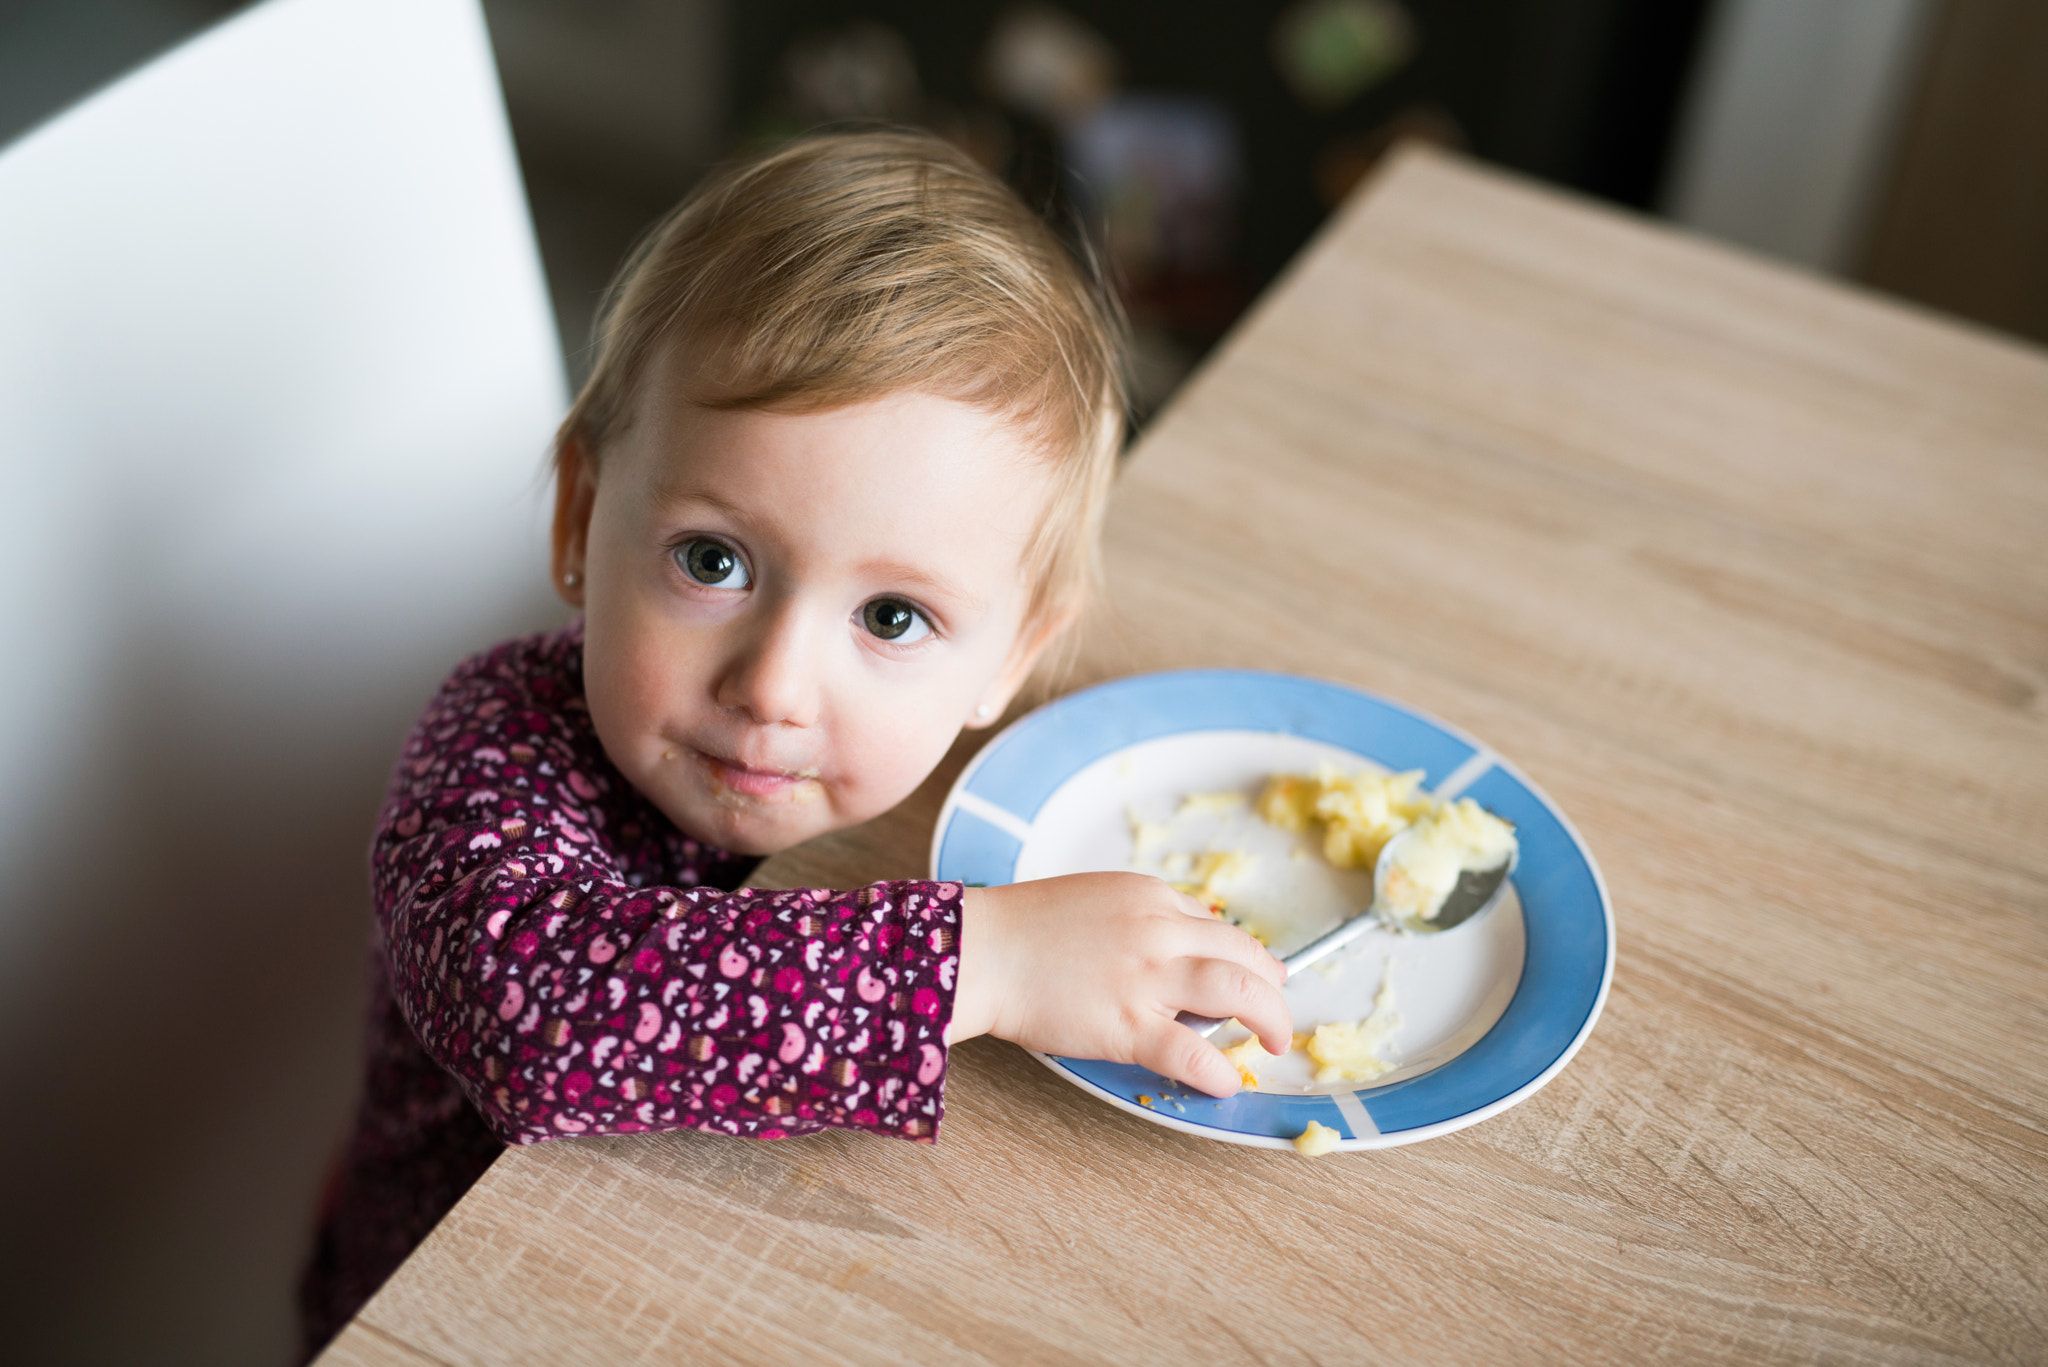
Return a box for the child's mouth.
[692,748,822,803]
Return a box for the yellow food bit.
[1307,1025,1394,1084]
[1306,969,1402,1083]
[1220,1030,1276,1089]
[1177,790,1246,816]
[1253,773,1320,831]
[1137,1094,1155,1108]
[1169,849,1254,913]
[1256,765,1434,870]
[1293,1120,1341,1157]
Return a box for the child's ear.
[968,605,1078,729]
[551,436,598,607]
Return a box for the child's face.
[555,357,1060,856]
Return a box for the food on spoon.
[1293,1120,1341,1157]
[1306,967,1401,1083]
[1377,797,1517,928]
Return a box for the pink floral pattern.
[299,624,960,1357]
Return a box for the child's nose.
[714,597,822,728]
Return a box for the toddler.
[300,128,1290,1354]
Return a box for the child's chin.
[689,791,831,858]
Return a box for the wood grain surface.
[319,147,2048,1366]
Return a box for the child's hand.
[949,873,1292,1098]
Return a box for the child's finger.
[1131,1015,1241,1099]
[1179,957,1293,1057]
[1180,914,1287,988]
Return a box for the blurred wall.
[0,1,567,1362]
[482,0,727,378]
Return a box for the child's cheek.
[840,697,962,816]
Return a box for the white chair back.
[0,0,566,1357]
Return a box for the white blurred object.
[0,0,564,1358]
[1662,0,1934,273]
[0,0,565,893]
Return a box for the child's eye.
[676,538,749,589]
[860,597,931,644]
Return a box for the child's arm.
[376,644,960,1145]
[948,875,1292,1099]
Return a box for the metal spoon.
[1177,827,1518,1039]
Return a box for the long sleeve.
[370,629,962,1145]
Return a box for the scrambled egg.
[1377,796,1518,927]
[1305,969,1401,1083]
[1293,1120,1341,1157]
[1256,765,1435,869]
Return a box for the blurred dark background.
[1,1,2042,1364]
[10,0,2040,421]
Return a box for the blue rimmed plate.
[930,669,1614,1151]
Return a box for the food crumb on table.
[1294,1120,1341,1157]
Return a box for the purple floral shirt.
[299,624,962,1356]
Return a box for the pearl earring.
[975,703,992,720]
[564,571,581,588]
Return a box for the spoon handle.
[1280,909,1384,977]
[1176,911,1382,1039]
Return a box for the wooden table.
[322,147,2048,1366]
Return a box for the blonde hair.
[558,126,1129,634]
